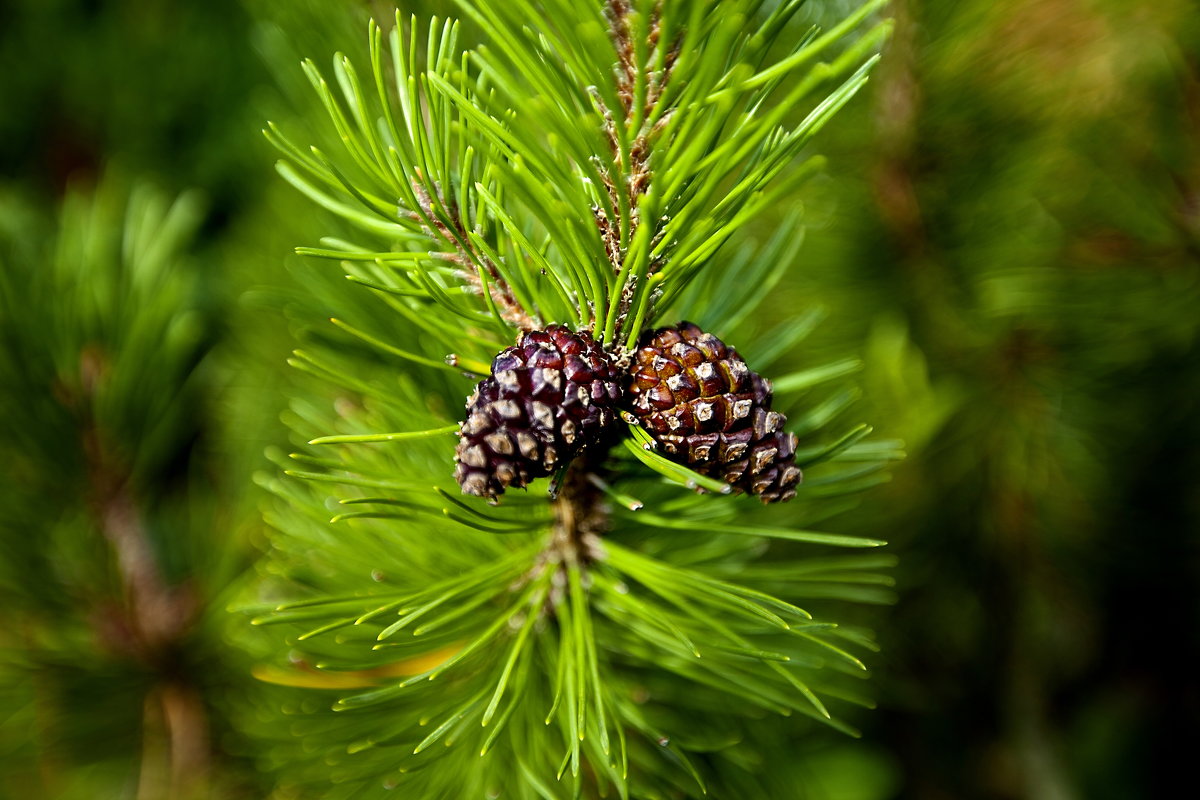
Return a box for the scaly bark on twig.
[597,0,678,274]
[411,179,537,331]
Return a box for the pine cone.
[627,322,801,503]
[455,325,621,500]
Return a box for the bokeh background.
[1,0,1196,798]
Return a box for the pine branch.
[246,3,898,796]
[270,2,890,347]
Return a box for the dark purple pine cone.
[455,325,622,501]
[627,321,801,503]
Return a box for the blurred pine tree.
[0,177,261,798]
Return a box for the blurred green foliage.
[785,1,1200,797]
[0,0,1197,798]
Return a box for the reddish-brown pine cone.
[455,325,622,500]
[627,321,801,503]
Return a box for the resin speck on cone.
[455,325,622,501]
[627,321,801,503]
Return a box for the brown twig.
[597,1,679,275]
[72,347,209,799]
[411,179,537,331]
[548,458,608,566]
[512,453,611,611]
[592,1,679,344]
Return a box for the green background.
[1,0,1196,797]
